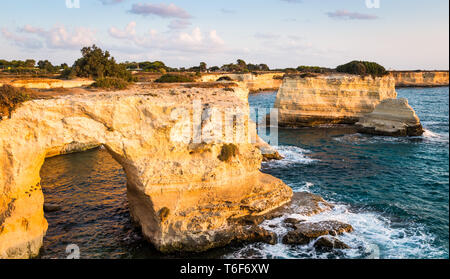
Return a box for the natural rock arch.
[0,87,292,258]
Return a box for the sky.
[0,0,448,70]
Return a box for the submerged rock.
[282,220,353,245]
[356,98,424,136]
[43,203,61,213]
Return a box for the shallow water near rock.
[38,87,449,259]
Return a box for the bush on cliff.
[91,77,130,90]
[155,74,195,83]
[218,144,238,162]
[336,61,388,77]
[0,85,34,119]
[62,45,136,83]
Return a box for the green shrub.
[217,76,233,81]
[0,85,33,119]
[91,77,129,90]
[336,61,388,77]
[218,144,238,162]
[62,45,136,82]
[155,74,195,83]
[296,66,333,74]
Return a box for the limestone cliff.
[199,72,284,93]
[0,78,94,89]
[0,84,292,258]
[274,74,397,127]
[390,71,449,87]
[356,98,424,136]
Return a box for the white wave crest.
[263,145,316,167]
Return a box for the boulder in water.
[282,220,353,245]
[356,98,424,136]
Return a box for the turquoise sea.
[38,86,449,259]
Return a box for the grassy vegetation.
[91,77,130,90]
[218,144,238,162]
[155,74,195,83]
[336,61,388,77]
[0,85,34,119]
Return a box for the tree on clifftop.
[63,45,134,82]
[336,61,388,77]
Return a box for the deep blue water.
[38,87,449,259]
[248,87,449,259]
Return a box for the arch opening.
[38,147,159,259]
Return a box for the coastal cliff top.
[283,73,394,81]
[30,81,241,98]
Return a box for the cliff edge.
[0,84,292,258]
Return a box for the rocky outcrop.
[356,98,424,136]
[0,84,292,258]
[199,72,284,93]
[282,221,353,245]
[0,78,94,89]
[274,74,397,127]
[390,71,449,87]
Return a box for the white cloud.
[129,3,191,19]
[3,24,97,49]
[108,22,225,53]
[327,10,379,20]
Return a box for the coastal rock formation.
[282,220,353,245]
[390,71,449,87]
[356,98,424,136]
[199,72,284,93]
[0,78,94,89]
[274,74,397,127]
[0,83,292,258]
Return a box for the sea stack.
[274,74,397,127]
[356,98,424,136]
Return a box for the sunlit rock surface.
[390,71,449,87]
[0,83,292,258]
[0,78,94,89]
[274,74,397,127]
[199,72,284,93]
[356,98,424,136]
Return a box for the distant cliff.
[389,71,449,87]
[274,74,397,127]
[0,78,94,89]
[199,72,284,93]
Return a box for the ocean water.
[38,87,449,259]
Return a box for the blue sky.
[0,0,448,69]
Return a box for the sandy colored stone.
[0,84,292,258]
[390,71,449,87]
[274,74,397,127]
[356,98,424,136]
[0,78,94,89]
[199,72,284,93]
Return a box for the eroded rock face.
[274,74,397,127]
[0,78,94,89]
[356,98,424,136]
[0,84,292,258]
[390,71,449,87]
[199,73,284,93]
